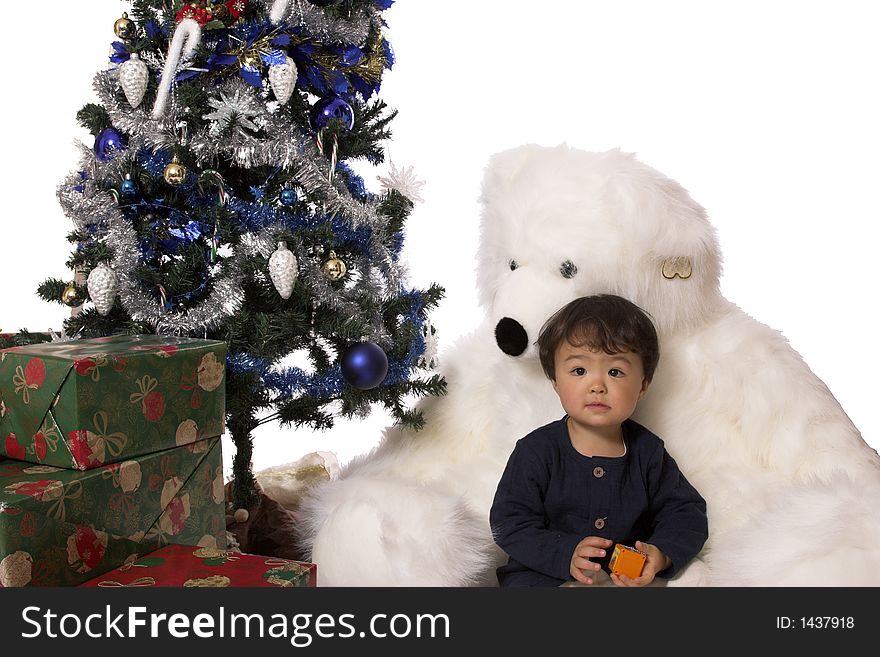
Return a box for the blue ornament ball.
[94,127,128,162]
[341,342,389,390]
[279,188,297,207]
[310,96,355,132]
[120,178,138,199]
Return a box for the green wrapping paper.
[0,335,226,469]
[0,436,225,587]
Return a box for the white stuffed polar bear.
[299,144,880,586]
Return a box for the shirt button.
[593,466,605,478]
[594,518,606,530]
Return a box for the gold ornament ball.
[233,508,249,524]
[323,251,348,281]
[164,158,188,186]
[114,13,135,39]
[61,283,81,307]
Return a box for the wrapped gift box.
[0,436,225,587]
[80,544,317,588]
[0,335,226,469]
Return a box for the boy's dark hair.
[537,294,659,383]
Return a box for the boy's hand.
[610,541,671,587]
[569,536,613,585]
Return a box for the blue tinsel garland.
[227,289,429,398]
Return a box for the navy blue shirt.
[490,417,708,587]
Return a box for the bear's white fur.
[298,144,880,586]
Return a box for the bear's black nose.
[495,317,529,357]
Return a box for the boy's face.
[551,340,649,434]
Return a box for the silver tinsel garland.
[105,212,245,335]
[94,73,387,234]
[58,150,246,334]
[58,145,397,338]
[270,0,379,45]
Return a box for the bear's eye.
[509,260,519,271]
[560,260,578,278]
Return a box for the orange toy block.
[609,543,646,579]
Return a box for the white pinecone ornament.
[118,53,149,108]
[268,55,298,105]
[87,264,119,316]
[268,241,298,299]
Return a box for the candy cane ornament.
[316,129,338,182]
[152,18,203,120]
[270,0,292,24]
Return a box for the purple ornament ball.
[310,96,355,132]
[94,127,128,162]
[341,342,389,390]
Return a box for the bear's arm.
[645,442,709,578]
[489,443,583,582]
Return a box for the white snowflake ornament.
[203,86,263,137]
[377,162,426,204]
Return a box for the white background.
[1,1,878,478]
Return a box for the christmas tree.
[38,0,445,509]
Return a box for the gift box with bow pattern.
[0,335,226,469]
[0,436,225,587]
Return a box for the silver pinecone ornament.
[118,53,149,108]
[268,241,298,299]
[268,55,298,105]
[87,264,119,316]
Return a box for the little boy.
[490,294,708,587]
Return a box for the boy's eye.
[609,368,624,377]
[572,367,586,376]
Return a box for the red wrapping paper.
[79,543,316,588]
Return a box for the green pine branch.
[63,307,150,339]
[328,98,397,165]
[378,189,414,236]
[66,244,116,270]
[76,104,112,136]
[0,330,55,350]
[276,396,336,431]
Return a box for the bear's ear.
[606,160,724,333]
[480,144,544,202]
[608,161,717,261]
[648,176,720,273]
